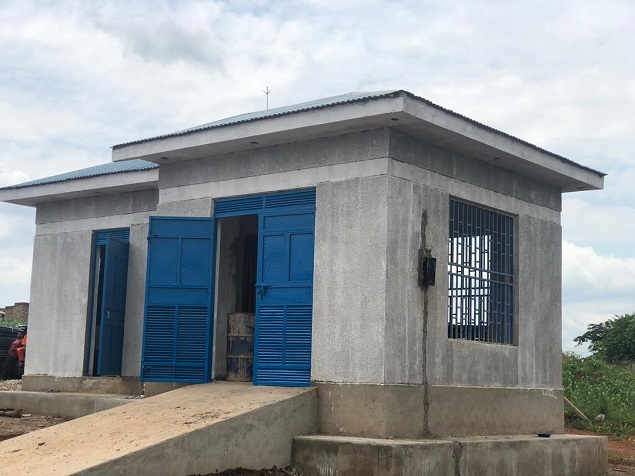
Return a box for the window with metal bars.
[447,200,514,344]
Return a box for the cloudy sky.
[0,0,632,351]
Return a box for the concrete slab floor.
[0,382,316,475]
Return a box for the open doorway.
[213,215,258,381]
[87,245,106,375]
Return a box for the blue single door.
[141,217,214,382]
[254,208,315,386]
[97,236,129,376]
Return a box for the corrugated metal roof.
[0,159,158,190]
[112,89,605,178]
[112,91,400,149]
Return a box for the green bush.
[574,313,635,364]
[563,353,635,438]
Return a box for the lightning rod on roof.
[263,86,271,110]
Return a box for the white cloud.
[0,168,30,188]
[0,203,34,306]
[562,241,635,350]
[562,197,635,257]
[0,246,32,288]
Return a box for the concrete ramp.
[0,382,317,476]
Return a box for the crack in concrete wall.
[452,440,464,476]
[419,208,431,436]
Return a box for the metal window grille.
[448,200,514,344]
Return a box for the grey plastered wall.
[312,176,389,383]
[384,131,563,389]
[35,190,159,224]
[121,222,149,376]
[27,190,158,378]
[418,189,562,388]
[156,197,213,217]
[384,176,425,384]
[158,130,390,191]
[517,215,562,387]
[25,230,93,376]
[388,129,561,212]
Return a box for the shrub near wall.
[563,353,635,438]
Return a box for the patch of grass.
[563,353,635,439]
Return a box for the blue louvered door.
[254,207,315,386]
[141,217,214,382]
[97,236,129,376]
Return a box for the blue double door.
[141,189,316,386]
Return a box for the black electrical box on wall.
[420,256,436,287]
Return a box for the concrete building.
[0,90,604,439]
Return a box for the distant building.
[0,302,29,324]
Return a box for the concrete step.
[0,382,317,475]
[0,390,134,418]
[292,433,608,476]
[22,375,143,395]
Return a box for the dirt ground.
[567,428,635,475]
[0,379,67,442]
[0,378,67,442]
[0,413,67,442]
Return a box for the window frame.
[447,199,516,346]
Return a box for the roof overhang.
[112,91,604,193]
[0,168,158,207]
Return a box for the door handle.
[256,283,270,296]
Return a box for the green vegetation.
[574,313,635,364]
[563,353,635,439]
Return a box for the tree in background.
[575,313,635,364]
